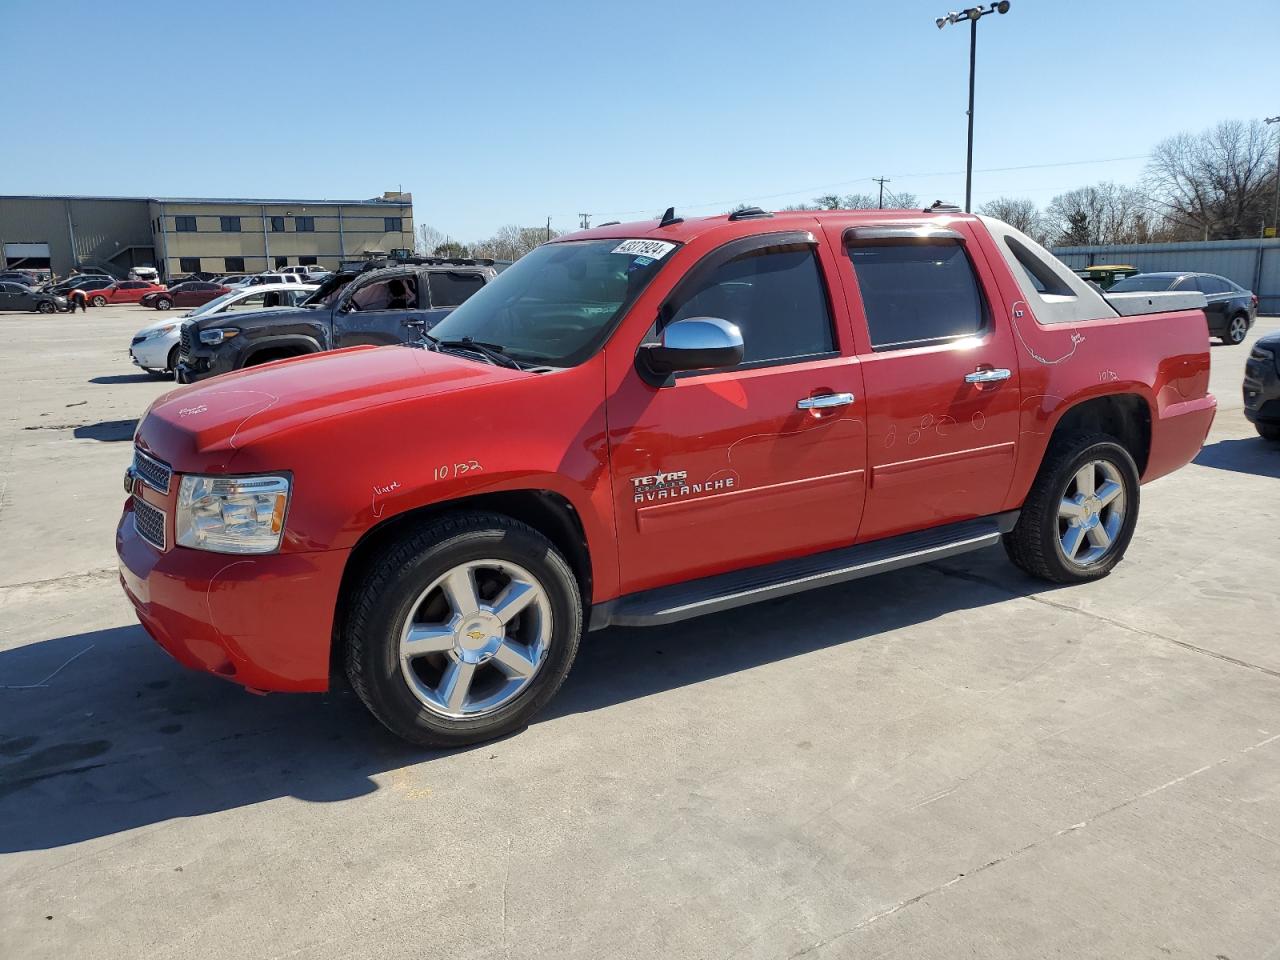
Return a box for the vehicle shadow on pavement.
[1193,437,1280,479]
[0,559,1042,854]
[71,419,138,442]
[89,374,158,385]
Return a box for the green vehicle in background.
[1075,264,1139,289]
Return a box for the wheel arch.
[241,335,323,367]
[1047,392,1152,475]
[330,488,594,682]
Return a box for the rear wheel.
[1004,431,1140,584]
[91,295,107,307]
[1222,314,1248,345]
[343,512,583,747]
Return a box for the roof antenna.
[657,206,683,227]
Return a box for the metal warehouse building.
[0,192,414,280]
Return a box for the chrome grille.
[179,323,192,360]
[133,497,166,550]
[133,448,172,494]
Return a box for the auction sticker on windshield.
[612,239,676,259]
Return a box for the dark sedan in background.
[1244,331,1280,441]
[1108,272,1258,345]
[140,281,230,311]
[0,282,67,313]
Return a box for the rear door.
[829,221,1021,542]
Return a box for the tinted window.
[179,257,201,273]
[384,217,402,232]
[427,271,484,307]
[295,216,315,232]
[174,216,197,232]
[270,216,285,232]
[847,241,986,350]
[1198,276,1229,294]
[1108,275,1175,292]
[220,216,241,232]
[121,282,147,290]
[225,257,245,273]
[665,244,834,365]
[299,256,318,266]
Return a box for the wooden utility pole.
[873,177,891,209]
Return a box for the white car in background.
[128,283,317,377]
[227,272,309,289]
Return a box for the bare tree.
[416,223,444,255]
[885,189,919,210]
[978,197,1049,244]
[469,224,564,261]
[1044,182,1153,245]
[1144,119,1279,240]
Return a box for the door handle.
[964,368,1012,385]
[797,392,855,410]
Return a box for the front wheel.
[343,512,583,747]
[91,295,107,307]
[37,301,56,314]
[1222,314,1248,345]
[1004,431,1140,584]
[155,297,172,310]
[1257,422,1280,442]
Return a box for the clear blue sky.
[5,0,1277,240]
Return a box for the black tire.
[36,301,55,314]
[1004,431,1141,584]
[91,295,107,307]
[155,297,173,311]
[1222,314,1249,345]
[165,344,179,375]
[343,512,583,747]
[1257,422,1280,443]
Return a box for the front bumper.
[117,501,348,692]
[130,332,178,370]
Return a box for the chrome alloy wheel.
[1057,459,1126,567]
[397,559,552,719]
[1229,315,1248,344]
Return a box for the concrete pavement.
[2,305,1278,959]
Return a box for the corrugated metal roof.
[0,194,410,207]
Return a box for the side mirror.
[637,317,744,385]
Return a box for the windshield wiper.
[424,334,523,370]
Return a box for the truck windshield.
[425,239,676,366]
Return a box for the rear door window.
[846,240,987,351]
[427,271,485,308]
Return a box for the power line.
[574,153,1153,220]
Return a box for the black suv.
[1244,330,1280,441]
[1108,272,1258,345]
[175,257,497,382]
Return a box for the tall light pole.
[1266,116,1279,237]
[936,3,1012,212]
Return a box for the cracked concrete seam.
[924,562,1280,681]
[782,730,1280,960]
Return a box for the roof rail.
[728,206,773,221]
[924,200,962,213]
[598,220,621,227]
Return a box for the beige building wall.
[151,198,414,277]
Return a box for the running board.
[589,511,1018,630]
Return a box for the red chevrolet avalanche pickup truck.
[117,208,1216,746]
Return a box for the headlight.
[144,324,177,340]
[175,474,290,553]
[199,327,239,345]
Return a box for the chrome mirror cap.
[638,317,744,384]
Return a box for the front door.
[831,222,1021,542]
[607,234,867,594]
[334,271,425,347]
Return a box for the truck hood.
[137,345,524,466]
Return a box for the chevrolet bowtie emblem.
[467,630,485,641]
